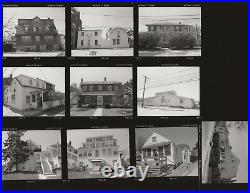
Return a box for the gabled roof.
[142,132,172,148]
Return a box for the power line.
[80,12,133,17]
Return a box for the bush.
[169,33,196,49]
[139,32,161,50]
[3,43,13,52]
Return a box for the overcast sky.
[67,129,130,157]
[3,7,65,34]
[137,67,200,101]
[136,127,198,150]
[70,67,132,85]
[3,67,65,93]
[75,7,133,29]
[139,7,201,32]
[2,129,61,151]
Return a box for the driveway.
[71,48,133,57]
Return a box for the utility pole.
[142,75,150,107]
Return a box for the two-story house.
[78,78,123,108]
[77,135,121,169]
[4,74,63,111]
[15,16,64,52]
[77,27,131,49]
[146,22,199,48]
[143,91,196,109]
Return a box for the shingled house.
[15,16,64,51]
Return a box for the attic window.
[24,26,29,32]
[152,136,156,142]
[95,31,98,36]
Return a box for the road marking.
[93,108,103,116]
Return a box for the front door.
[97,96,103,106]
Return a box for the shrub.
[169,33,196,49]
[139,32,161,50]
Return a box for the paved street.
[3,51,65,57]
[70,107,133,116]
[71,48,133,56]
[137,106,200,116]
[139,48,201,57]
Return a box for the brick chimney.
[104,77,107,82]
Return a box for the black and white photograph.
[3,67,65,117]
[138,7,201,57]
[136,127,198,178]
[202,121,248,184]
[67,128,130,179]
[71,7,134,56]
[70,67,133,116]
[3,7,65,57]
[137,67,200,116]
[2,129,62,180]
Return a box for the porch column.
[163,145,165,156]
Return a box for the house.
[143,91,196,109]
[15,16,64,51]
[212,122,240,182]
[16,140,61,175]
[77,135,122,169]
[138,132,183,175]
[78,78,123,108]
[77,27,131,49]
[146,22,200,47]
[3,74,64,111]
[71,8,83,49]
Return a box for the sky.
[3,67,65,93]
[70,67,132,85]
[67,129,130,157]
[2,129,61,151]
[137,67,200,101]
[136,127,198,150]
[139,7,201,32]
[75,7,133,29]
[3,7,65,35]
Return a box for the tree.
[122,79,133,108]
[139,32,161,50]
[169,32,196,49]
[2,130,30,174]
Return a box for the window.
[81,40,83,46]
[164,144,171,155]
[180,98,184,104]
[82,86,87,91]
[113,149,118,155]
[107,85,112,91]
[26,96,30,104]
[44,35,54,42]
[113,140,117,146]
[114,85,119,91]
[112,39,116,45]
[36,81,39,87]
[98,85,103,91]
[117,31,120,37]
[22,36,32,42]
[82,32,84,36]
[89,86,94,91]
[33,27,37,32]
[117,39,120,45]
[95,31,98,36]
[107,148,112,155]
[152,136,156,142]
[35,36,40,42]
[29,79,32,86]
[45,26,50,31]
[24,26,29,32]
[32,94,36,102]
[95,40,98,46]
[158,146,164,156]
